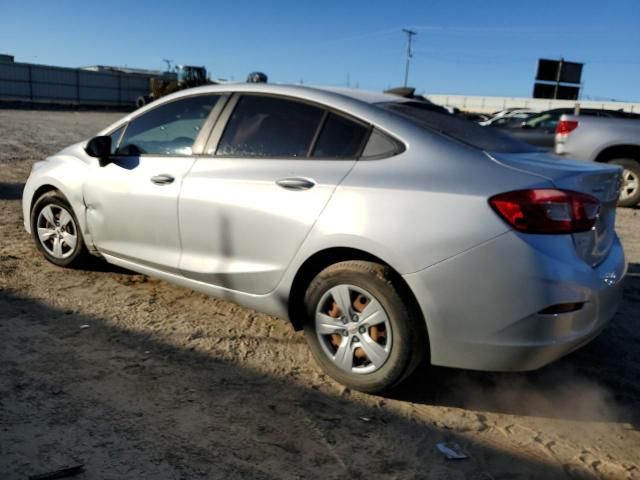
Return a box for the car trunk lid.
[486,151,622,266]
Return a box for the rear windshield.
[380,102,537,153]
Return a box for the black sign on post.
[559,61,583,84]
[533,58,583,99]
[533,83,580,100]
[536,59,561,82]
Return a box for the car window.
[109,126,125,154]
[312,113,369,158]
[118,95,220,156]
[493,117,511,126]
[216,95,324,157]
[361,129,401,158]
[382,103,536,153]
[523,112,559,129]
[493,113,530,127]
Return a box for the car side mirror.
[85,136,112,166]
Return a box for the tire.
[610,158,640,207]
[136,96,148,108]
[31,191,89,268]
[303,261,427,393]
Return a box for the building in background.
[0,55,156,108]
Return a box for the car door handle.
[275,177,316,191]
[150,174,175,185]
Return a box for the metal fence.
[0,61,151,107]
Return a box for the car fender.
[591,139,640,163]
[22,146,95,249]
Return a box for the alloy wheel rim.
[36,205,78,259]
[315,284,392,375]
[620,168,639,201]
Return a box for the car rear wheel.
[610,158,640,207]
[303,261,426,393]
[31,191,89,268]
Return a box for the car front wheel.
[303,261,427,393]
[31,191,88,267]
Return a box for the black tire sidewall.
[303,261,423,393]
[31,192,86,267]
[611,158,640,207]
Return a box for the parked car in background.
[556,113,640,207]
[481,111,536,128]
[22,84,625,393]
[460,111,491,122]
[479,108,537,127]
[495,108,640,148]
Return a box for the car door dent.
[84,156,195,273]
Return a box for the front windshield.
[381,102,537,153]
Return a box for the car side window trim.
[110,93,226,158]
[102,93,405,161]
[204,92,375,160]
[203,93,240,156]
[190,93,231,155]
[306,110,329,157]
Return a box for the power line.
[402,28,417,87]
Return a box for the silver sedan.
[22,84,626,393]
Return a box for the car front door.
[178,94,370,294]
[84,94,222,272]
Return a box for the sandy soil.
[0,109,639,480]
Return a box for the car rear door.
[178,93,370,294]
[83,94,223,272]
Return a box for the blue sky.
[1,0,639,100]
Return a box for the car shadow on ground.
[0,289,598,479]
[74,256,137,275]
[391,263,640,430]
[0,182,24,201]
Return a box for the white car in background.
[479,108,538,127]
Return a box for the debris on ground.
[436,442,469,460]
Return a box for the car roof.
[101,83,413,137]
[312,86,409,104]
[164,83,408,106]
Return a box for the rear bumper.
[403,231,626,371]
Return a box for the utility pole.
[402,28,417,87]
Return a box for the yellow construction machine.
[136,65,210,108]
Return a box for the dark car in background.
[491,108,640,148]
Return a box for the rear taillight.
[489,189,600,234]
[556,120,579,135]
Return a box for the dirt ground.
[0,109,638,480]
